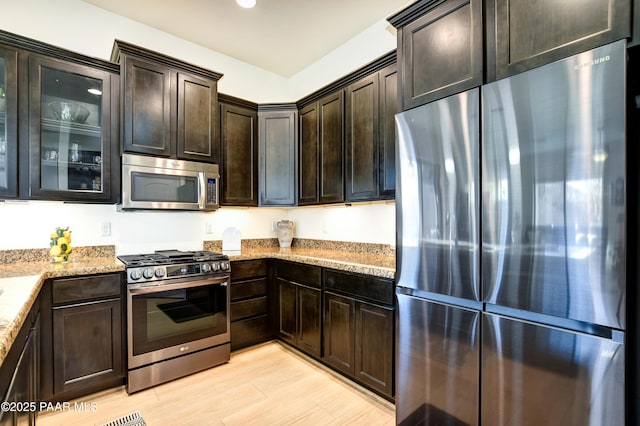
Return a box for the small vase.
[277,220,294,248]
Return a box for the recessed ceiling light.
[236,0,256,8]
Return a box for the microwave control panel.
[206,178,217,204]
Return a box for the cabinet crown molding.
[111,39,223,81]
[218,93,258,110]
[296,50,396,109]
[0,29,119,73]
[258,103,298,112]
[387,0,448,28]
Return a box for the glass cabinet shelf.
[41,117,101,137]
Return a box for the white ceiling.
[81,0,413,78]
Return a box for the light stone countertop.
[224,247,396,279]
[0,257,125,369]
[0,248,396,370]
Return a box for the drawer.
[231,259,267,281]
[230,278,267,301]
[231,315,270,351]
[276,261,321,288]
[231,296,267,321]
[52,273,122,305]
[323,269,394,306]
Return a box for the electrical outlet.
[205,222,214,234]
[101,222,111,237]
[322,221,329,234]
[272,221,278,232]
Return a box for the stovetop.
[118,250,227,267]
[119,250,230,284]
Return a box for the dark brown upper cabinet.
[318,91,345,204]
[219,94,258,206]
[346,73,379,202]
[258,104,298,206]
[0,30,121,203]
[0,44,18,199]
[389,0,483,110]
[297,90,345,205]
[24,54,120,202]
[298,101,319,205]
[486,0,632,80]
[345,63,397,202]
[297,51,396,205]
[112,40,222,163]
[378,64,397,199]
[633,0,640,47]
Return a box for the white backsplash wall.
[0,201,395,253]
[286,202,396,246]
[0,201,286,254]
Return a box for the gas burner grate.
[118,250,227,267]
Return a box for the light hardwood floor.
[38,341,396,425]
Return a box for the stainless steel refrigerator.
[395,40,627,425]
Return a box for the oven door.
[127,276,230,369]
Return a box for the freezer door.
[482,313,625,426]
[482,40,626,329]
[396,293,480,425]
[396,88,480,302]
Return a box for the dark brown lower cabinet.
[41,273,125,402]
[52,299,122,395]
[324,292,355,374]
[277,279,322,358]
[276,261,322,358]
[278,279,297,342]
[297,285,322,357]
[354,301,394,396]
[0,299,39,426]
[324,292,394,399]
[323,269,395,399]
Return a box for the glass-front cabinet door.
[27,55,116,201]
[0,45,17,198]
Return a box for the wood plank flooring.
[38,341,396,425]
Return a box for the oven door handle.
[128,277,228,294]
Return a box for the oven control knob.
[143,268,155,279]
[211,262,220,271]
[154,268,165,278]
[220,261,229,271]
[201,263,211,273]
[130,269,142,281]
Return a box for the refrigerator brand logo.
[574,55,610,70]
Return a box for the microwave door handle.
[198,172,206,209]
[128,277,228,294]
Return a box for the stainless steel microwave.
[120,153,219,211]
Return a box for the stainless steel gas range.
[118,250,231,394]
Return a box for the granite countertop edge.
[0,258,125,369]
[225,248,396,280]
[0,249,395,369]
